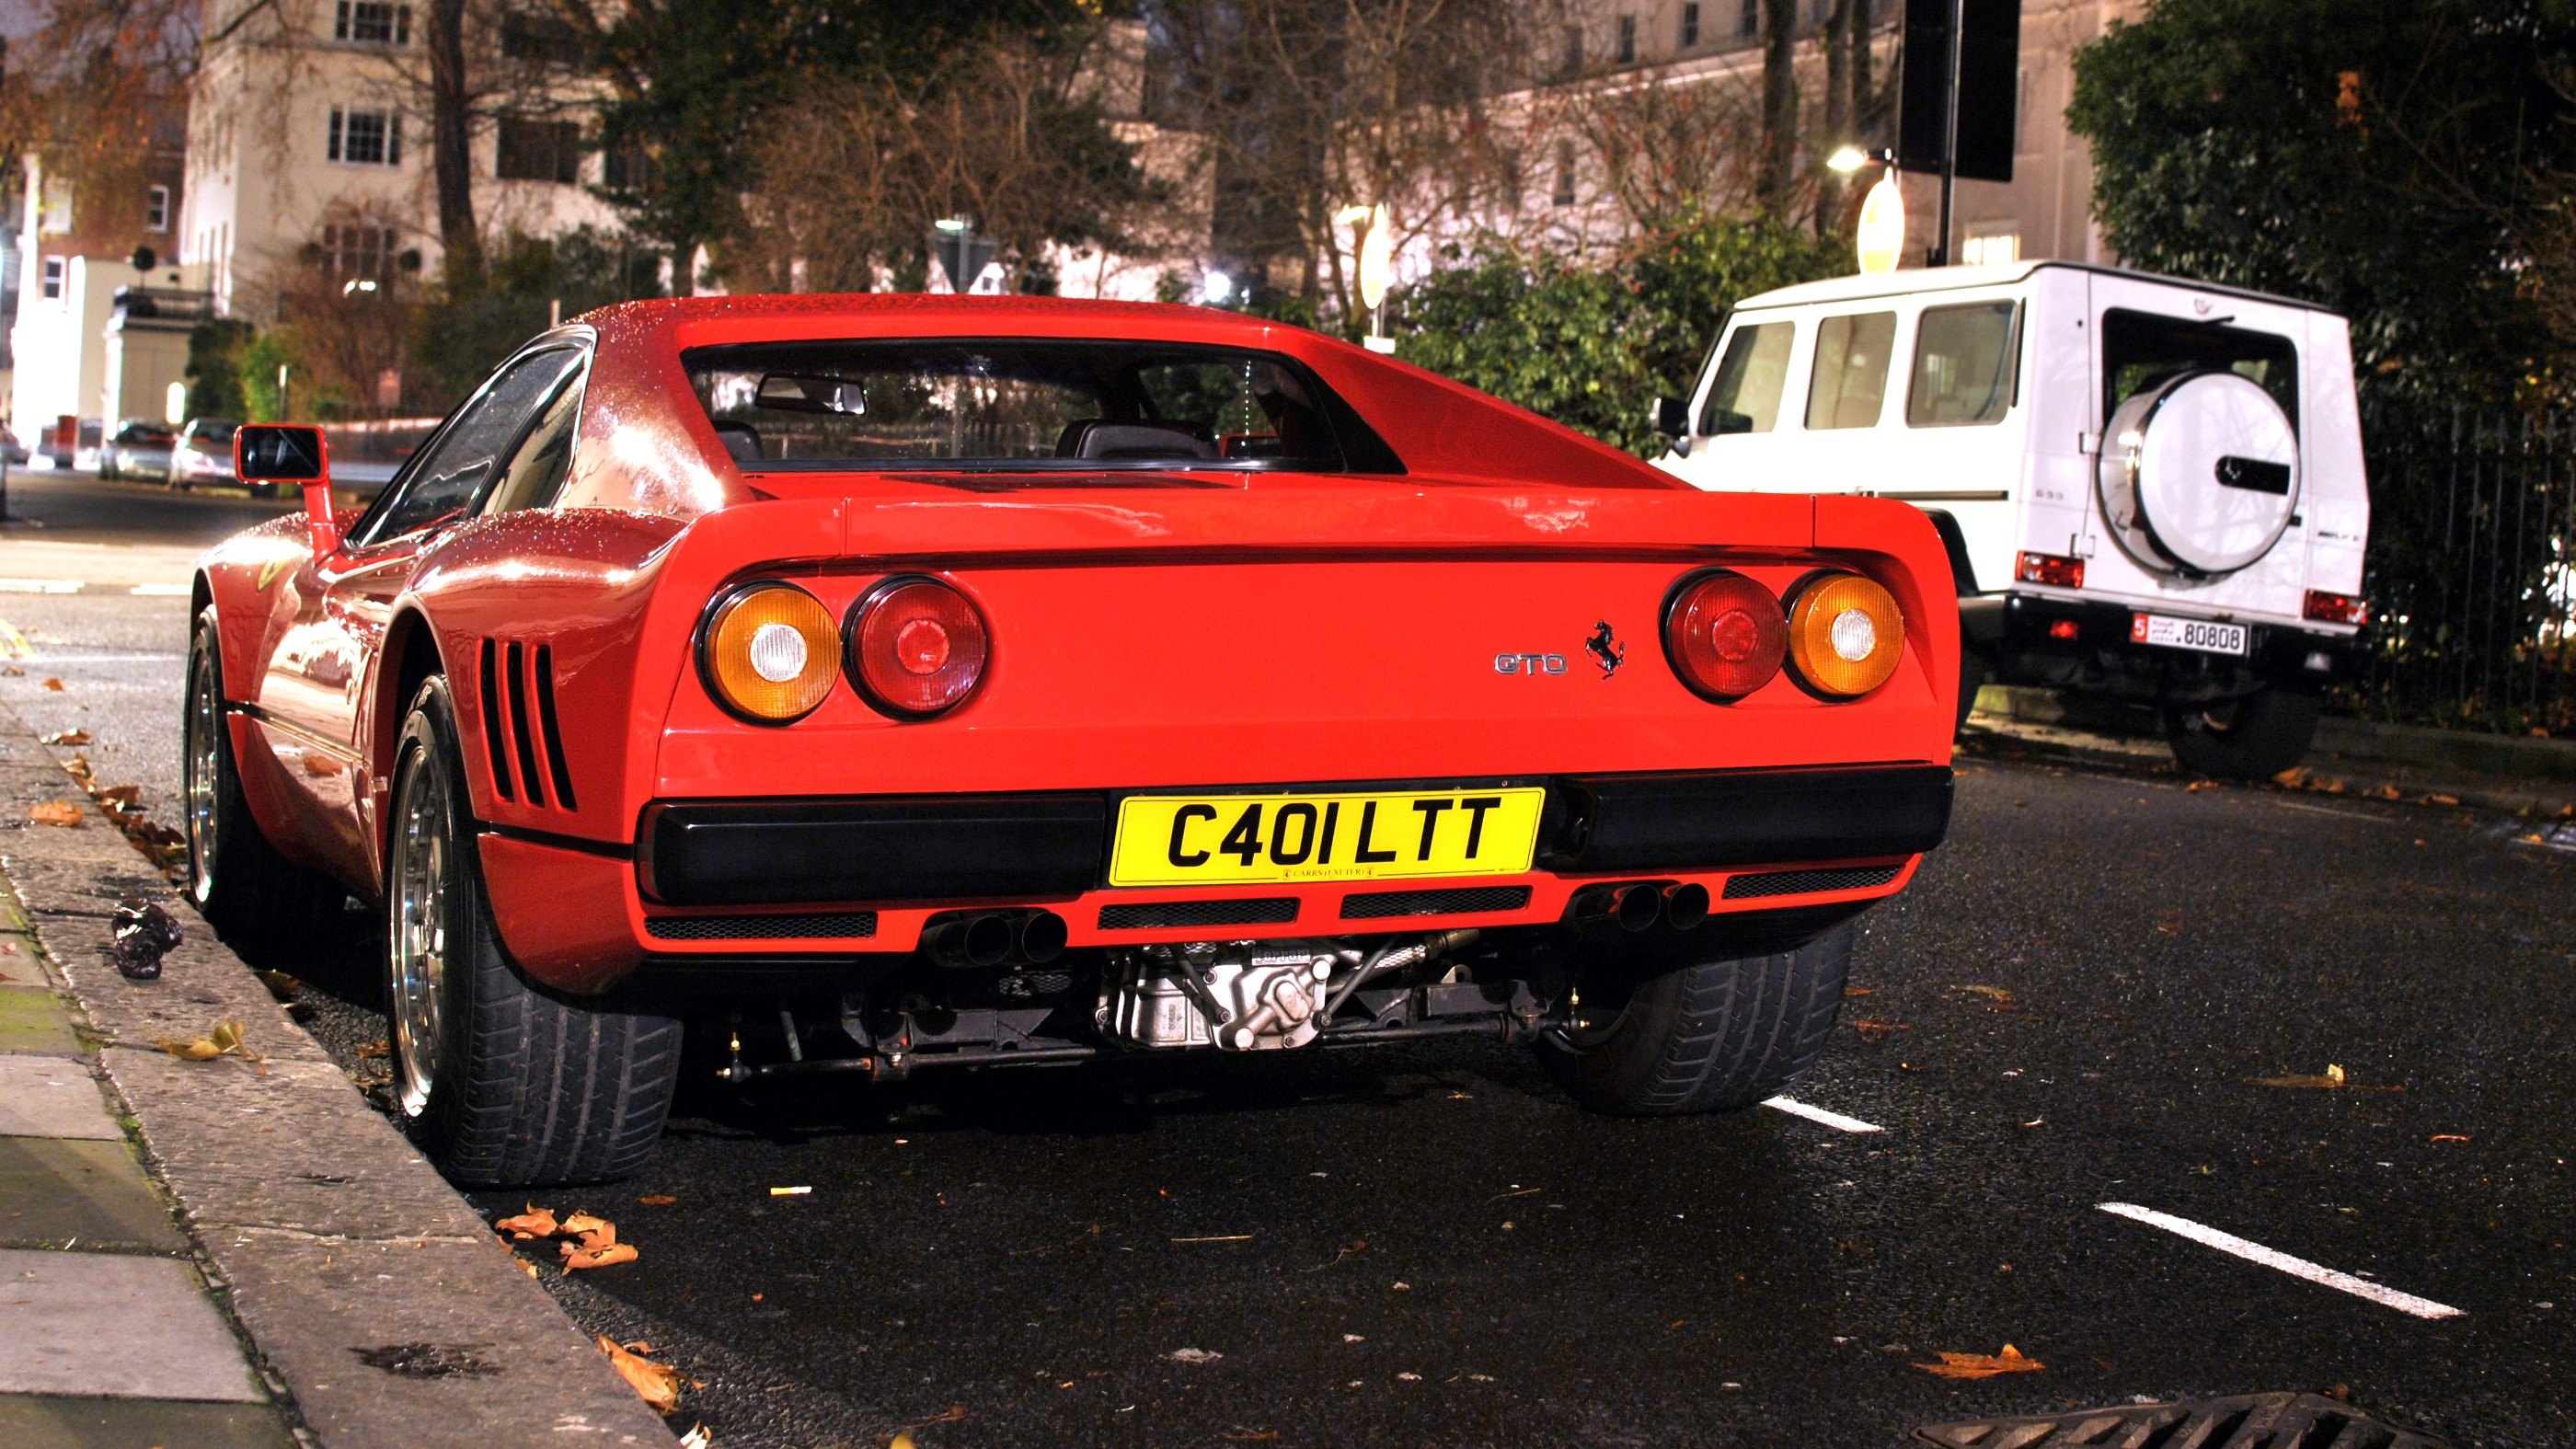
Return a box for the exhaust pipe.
[923,912,1017,969]
[1609,882,1662,934]
[1017,910,1068,964]
[1662,882,1710,931]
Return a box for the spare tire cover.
[2097,371,2299,577]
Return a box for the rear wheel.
[387,676,680,1187]
[1539,925,1854,1114]
[182,614,345,945]
[2164,685,2321,780]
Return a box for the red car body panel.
[193,296,1958,996]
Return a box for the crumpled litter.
[110,898,182,981]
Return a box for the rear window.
[2101,308,2298,430]
[683,339,1398,473]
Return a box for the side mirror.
[236,424,339,559]
[1650,396,1691,440]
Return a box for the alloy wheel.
[183,650,222,904]
[389,743,453,1120]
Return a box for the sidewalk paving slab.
[0,1057,121,1140]
[0,1248,262,1401]
[0,1139,184,1251]
[0,987,86,1056]
[0,1392,300,1448]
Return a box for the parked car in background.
[166,419,241,490]
[101,421,178,481]
[0,429,26,466]
[187,295,1960,1187]
[1654,260,2371,779]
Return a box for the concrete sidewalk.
[0,706,673,1447]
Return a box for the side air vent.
[1721,863,1903,899]
[477,638,513,801]
[504,641,545,807]
[645,912,879,941]
[1098,898,1299,930]
[534,644,577,809]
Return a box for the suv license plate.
[2131,612,2248,656]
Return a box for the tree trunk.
[1817,0,1854,230]
[1759,0,1799,216]
[427,0,480,279]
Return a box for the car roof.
[1731,259,2336,316]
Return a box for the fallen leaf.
[2251,1064,2402,1091]
[2185,780,2209,792]
[158,1036,222,1062]
[1843,986,1874,997]
[2272,766,2309,787]
[597,1336,682,1413]
[356,1040,390,1058]
[1172,1234,1255,1244]
[38,729,87,745]
[40,677,63,691]
[564,1240,638,1271]
[1169,1348,1224,1363]
[29,801,81,827]
[155,1019,261,1070]
[2430,1133,2470,1143]
[561,1210,613,1238]
[495,1205,559,1237]
[2426,793,2460,806]
[1914,1343,2044,1380]
[769,1185,811,1197]
[2368,783,2402,800]
[519,1259,539,1278]
[638,1194,678,1206]
[97,784,141,808]
[1848,1019,1911,1041]
[254,970,300,1002]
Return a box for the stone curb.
[0,707,672,1447]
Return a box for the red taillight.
[2304,590,2369,626]
[2048,618,2080,640]
[2016,551,2086,588]
[1663,570,1788,701]
[845,576,988,718]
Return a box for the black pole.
[1933,0,1963,266]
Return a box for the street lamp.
[1202,270,1235,306]
[341,278,378,296]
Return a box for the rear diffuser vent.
[1341,885,1532,920]
[1915,1391,2451,1449]
[1722,863,1903,900]
[645,912,879,941]
[1098,898,1298,930]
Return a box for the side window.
[1907,301,2020,427]
[2100,307,2299,430]
[1805,311,1896,430]
[482,363,586,515]
[361,348,581,543]
[1697,321,1793,435]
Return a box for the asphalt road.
[3,475,2571,1448]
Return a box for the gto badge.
[1494,652,1568,675]
[1585,620,1624,677]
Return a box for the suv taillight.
[2304,590,2369,626]
[845,575,989,718]
[2016,551,2085,588]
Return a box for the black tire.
[386,676,680,1187]
[183,613,347,945]
[2164,685,2321,780]
[1539,924,1854,1115]
[1955,645,1988,735]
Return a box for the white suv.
[1653,260,2372,778]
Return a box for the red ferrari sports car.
[187,295,1956,1187]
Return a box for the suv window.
[481,363,586,515]
[2101,307,2298,430]
[1907,302,2020,427]
[358,347,583,544]
[1697,321,1792,434]
[1806,311,1896,430]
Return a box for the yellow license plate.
[1108,788,1547,888]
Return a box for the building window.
[1616,15,1637,63]
[319,223,397,281]
[497,117,582,184]
[1551,141,1578,207]
[40,258,63,300]
[1558,24,1582,75]
[1961,231,2021,266]
[603,139,658,193]
[1682,3,1701,46]
[1740,0,1760,38]
[334,2,410,45]
[500,11,585,64]
[328,108,402,166]
[145,185,170,232]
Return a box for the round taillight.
[1663,570,1788,701]
[845,575,989,718]
[698,581,840,724]
[1787,571,1905,696]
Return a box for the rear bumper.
[1971,590,2363,688]
[483,765,1950,993]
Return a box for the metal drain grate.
[645,911,879,940]
[1721,863,1903,899]
[1914,1392,2452,1449]
[1340,885,1532,919]
[1098,897,1299,930]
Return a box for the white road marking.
[1762,1097,1883,1133]
[128,583,190,596]
[2268,798,2396,824]
[2098,1202,2463,1319]
[0,579,82,594]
